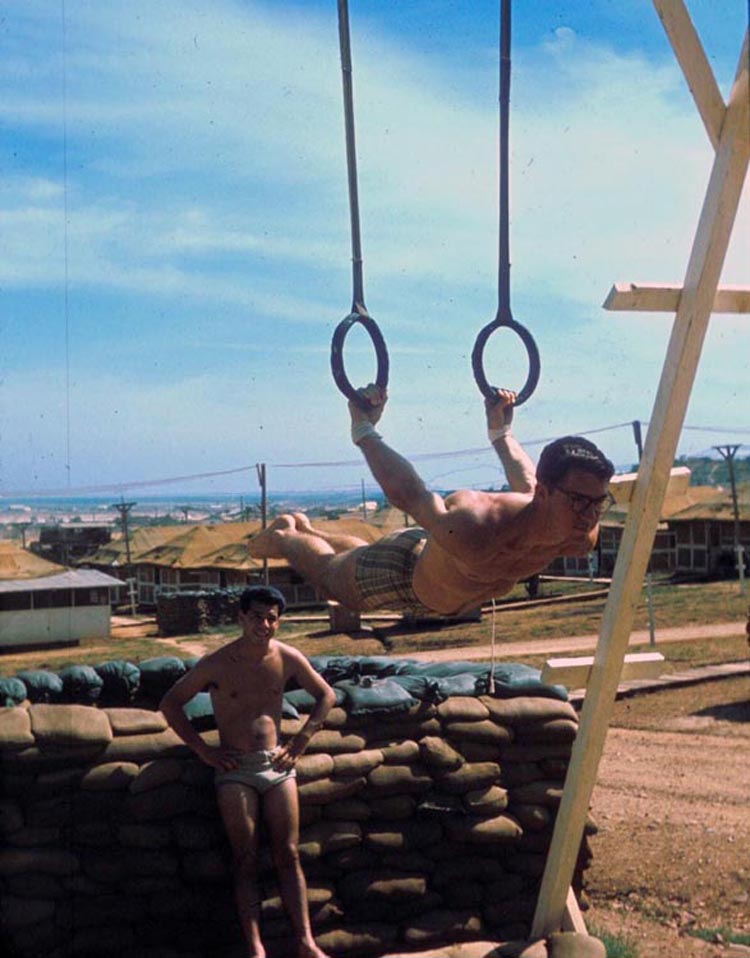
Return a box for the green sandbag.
[138,656,188,700]
[335,676,418,717]
[94,660,141,705]
[0,676,28,707]
[15,669,64,703]
[59,664,104,704]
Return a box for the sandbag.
[59,665,104,705]
[138,656,189,700]
[335,677,418,717]
[15,669,63,704]
[94,660,141,705]
[0,676,27,707]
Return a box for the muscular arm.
[485,390,536,494]
[159,658,236,770]
[275,648,336,768]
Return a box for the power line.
[2,422,748,499]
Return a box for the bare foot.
[249,514,296,559]
[292,512,316,534]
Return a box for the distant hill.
[675,454,750,488]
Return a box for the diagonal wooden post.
[531,3,749,938]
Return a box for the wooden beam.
[541,651,665,689]
[562,887,588,934]
[603,283,750,314]
[531,23,750,939]
[610,465,690,506]
[653,0,726,149]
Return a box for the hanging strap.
[472,0,540,407]
[330,0,389,409]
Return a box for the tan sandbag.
[419,735,464,770]
[298,820,362,858]
[339,868,427,902]
[296,752,335,783]
[445,719,513,745]
[104,708,168,735]
[446,813,523,844]
[29,705,112,749]
[482,696,578,725]
[436,762,501,795]
[298,775,366,806]
[513,719,578,744]
[322,798,371,821]
[381,740,420,764]
[463,784,509,814]
[332,747,384,777]
[100,728,187,764]
[0,708,34,750]
[403,908,483,944]
[323,706,348,728]
[305,729,367,754]
[81,762,139,791]
[510,781,564,807]
[129,757,183,794]
[491,938,548,957]
[511,803,551,831]
[437,697,490,721]
[368,794,416,820]
[316,923,397,955]
[365,764,433,796]
[365,820,442,852]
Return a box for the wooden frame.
[531,0,749,938]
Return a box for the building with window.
[0,541,123,651]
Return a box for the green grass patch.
[687,925,750,946]
[586,924,639,957]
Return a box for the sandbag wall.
[0,695,593,958]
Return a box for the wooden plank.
[653,0,726,149]
[609,465,690,506]
[531,23,750,939]
[562,887,588,934]
[541,652,665,689]
[603,283,750,314]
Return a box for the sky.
[1,0,748,500]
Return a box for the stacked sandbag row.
[0,695,591,958]
[156,590,245,636]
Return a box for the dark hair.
[239,585,287,616]
[536,435,615,487]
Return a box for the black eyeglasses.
[553,486,615,517]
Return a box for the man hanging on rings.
[251,388,615,616]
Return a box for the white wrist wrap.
[352,421,382,446]
[488,424,511,443]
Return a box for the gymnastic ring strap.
[471,316,540,407]
[330,309,390,408]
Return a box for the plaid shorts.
[354,527,433,614]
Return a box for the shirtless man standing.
[159,585,335,958]
[251,389,615,616]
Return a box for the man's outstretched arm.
[348,386,447,527]
[485,389,536,494]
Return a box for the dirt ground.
[583,674,750,957]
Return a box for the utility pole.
[111,499,137,615]
[256,464,269,585]
[361,478,368,520]
[713,444,747,595]
[632,420,656,645]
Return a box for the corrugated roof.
[0,568,125,593]
[0,541,66,580]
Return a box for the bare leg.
[263,779,329,958]
[292,513,369,552]
[250,515,365,609]
[216,783,265,958]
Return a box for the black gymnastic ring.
[330,311,390,408]
[471,317,541,406]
